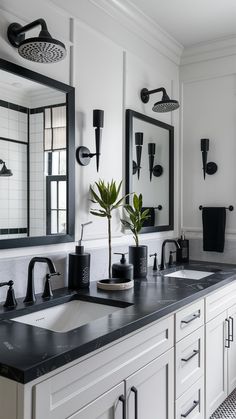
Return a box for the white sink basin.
[165,269,214,280]
[11,300,123,333]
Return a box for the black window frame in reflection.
[0,58,75,249]
[125,109,174,233]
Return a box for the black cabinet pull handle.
[225,318,231,348]
[181,312,200,324]
[229,316,234,342]
[181,400,199,417]
[131,386,138,419]
[119,395,126,419]
[181,349,199,362]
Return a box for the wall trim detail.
[88,0,183,65]
[181,36,236,66]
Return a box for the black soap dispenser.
[177,232,189,263]
[68,222,92,290]
[112,253,133,280]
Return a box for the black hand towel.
[202,207,226,252]
[142,207,155,227]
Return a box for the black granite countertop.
[1,260,236,384]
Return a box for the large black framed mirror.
[125,109,174,233]
[0,59,75,248]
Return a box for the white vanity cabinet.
[29,315,174,419]
[3,279,236,419]
[42,348,174,419]
[205,281,236,418]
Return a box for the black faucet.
[160,240,180,270]
[24,257,60,304]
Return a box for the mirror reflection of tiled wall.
[0,104,28,239]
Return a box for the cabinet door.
[205,311,228,418]
[227,305,236,393]
[67,382,125,419]
[126,348,174,419]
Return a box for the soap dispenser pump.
[68,222,92,290]
[112,253,133,280]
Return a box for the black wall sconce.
[0,159,13,177]
[200,138,218,179]
[7,18,66,64]
[140,87,179,113]
[76,109,104,172]
[148,143,163,181]
[133,132,143,179]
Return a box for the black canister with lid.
[112,253,133,280]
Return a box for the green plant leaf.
[141,209,150,220]
[138,193,142,210]
[90,210,107,218]
[121,219,132,229]
[133,193,139,211]
[90,188,108,211]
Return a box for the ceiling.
[128,0,236,47]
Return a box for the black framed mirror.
[125,109,174,233]
[0,59,75,248]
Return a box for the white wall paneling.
[180,44,236,263]
[0,0,180,291]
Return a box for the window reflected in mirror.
[0,69,69,240]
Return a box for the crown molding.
[89,0,183,65]
[181,36,236,66]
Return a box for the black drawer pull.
[181,313,200,325]
[181,400,199,417]
[119,395,126,419]
[229,316,234,342]
[131,386,138,419]
[225,318,231,348]
[181,349,199,362]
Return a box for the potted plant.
[121,193,150,278]
[90,179,125,279]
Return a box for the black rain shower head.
[140,87,179,113]
[7,19,66,64]
[0,160,13,177]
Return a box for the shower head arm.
[11,19,48,36]
[7,19,51,48]
[140,87,167,104]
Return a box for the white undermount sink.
[164,269,214,280]
[11,300,123,333]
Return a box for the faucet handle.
[42,272,61,300]
[149,253,158,271]
[0,280,17,308]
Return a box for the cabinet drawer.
[205,281,236,322]
[176,377,204,419]
[176,300,204,342]
[176,327,204,399]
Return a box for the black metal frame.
[0,58,75,249]
[125,109,174,233]
[46,175,67,235]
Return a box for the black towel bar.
[199,205,234,211]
